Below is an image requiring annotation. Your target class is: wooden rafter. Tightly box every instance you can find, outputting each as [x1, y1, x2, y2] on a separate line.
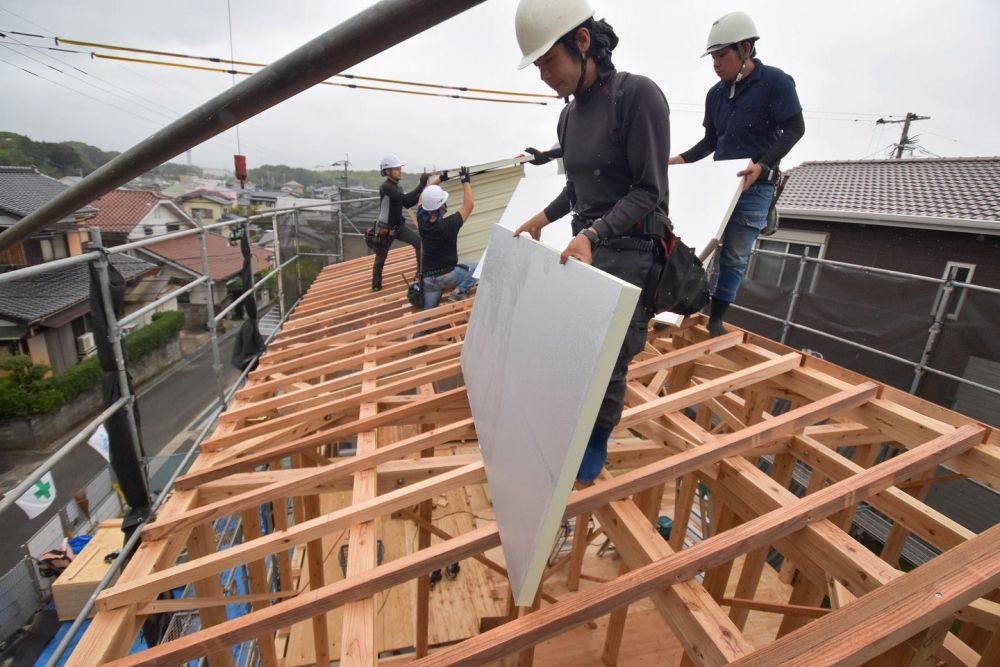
[74, 246, 1000, 666]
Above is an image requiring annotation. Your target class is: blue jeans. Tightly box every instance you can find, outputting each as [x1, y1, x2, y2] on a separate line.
[714, 182, 774, 304]
[422, 262, 478, 309]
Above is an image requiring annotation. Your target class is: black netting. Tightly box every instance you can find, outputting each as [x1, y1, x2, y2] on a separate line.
[728, 251, 1000, 426]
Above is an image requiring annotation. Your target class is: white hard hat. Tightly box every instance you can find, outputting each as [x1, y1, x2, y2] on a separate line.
[514, 0, 595, 70]
[379, 154, 404, 173]
[420, 185, 449, 212]
[702, 11, 759, 57]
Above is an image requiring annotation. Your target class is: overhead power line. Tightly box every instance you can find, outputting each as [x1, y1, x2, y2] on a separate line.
[53, 35, 558, 102]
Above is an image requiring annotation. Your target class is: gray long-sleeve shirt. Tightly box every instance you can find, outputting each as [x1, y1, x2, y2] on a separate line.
[542, 70, 670, 238]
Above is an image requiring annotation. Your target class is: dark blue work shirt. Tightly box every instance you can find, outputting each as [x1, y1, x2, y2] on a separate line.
[703, 59, 801, 163]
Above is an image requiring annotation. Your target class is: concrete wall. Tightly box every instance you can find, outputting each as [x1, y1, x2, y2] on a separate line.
[0, 338, 182, 452]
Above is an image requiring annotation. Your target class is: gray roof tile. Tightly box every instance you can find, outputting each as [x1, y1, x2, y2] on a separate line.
[780, 157, 1000, 225]
[0, 166, 97, 221]
[0, 254, 154, 324]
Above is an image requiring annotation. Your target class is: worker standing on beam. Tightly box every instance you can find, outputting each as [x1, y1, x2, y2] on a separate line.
[670, 12, 805, 337]
[417, 168, 477, 308]
[512, 0, 671, 483]
[371, 154, 439, 292]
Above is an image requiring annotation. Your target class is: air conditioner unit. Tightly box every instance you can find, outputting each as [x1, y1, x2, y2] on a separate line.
[77, 332, 97, 357]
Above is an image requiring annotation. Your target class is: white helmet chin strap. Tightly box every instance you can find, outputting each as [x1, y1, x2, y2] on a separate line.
[729, 42, 749, 99]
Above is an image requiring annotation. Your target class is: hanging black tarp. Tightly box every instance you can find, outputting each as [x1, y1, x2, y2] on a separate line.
[88, 256, 150, 539]
[230, 224, 266, 370]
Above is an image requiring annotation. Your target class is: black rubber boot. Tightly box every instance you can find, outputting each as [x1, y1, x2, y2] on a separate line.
[708, 298, 730, 338]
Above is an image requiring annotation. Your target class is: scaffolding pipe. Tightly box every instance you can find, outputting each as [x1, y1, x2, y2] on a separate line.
[0, 397, 127, 517]
[910, 281, 955, 394]
[196, 227, 226, 408]
[271, 213, 285, 319]
[44, 294, 304, 667]
[779, 254, 809, 344]
[91, 229, 148, 476]
[0, 0, 487, 252]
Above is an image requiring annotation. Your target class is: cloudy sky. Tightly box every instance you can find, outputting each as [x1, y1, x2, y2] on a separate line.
[2, 1, 997, 175]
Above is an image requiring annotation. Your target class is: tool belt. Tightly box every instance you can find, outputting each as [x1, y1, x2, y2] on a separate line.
[572, 209, 673, 240]
[422, 263, 468, 279]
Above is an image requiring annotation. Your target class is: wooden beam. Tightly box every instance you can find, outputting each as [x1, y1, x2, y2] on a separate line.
[728, 522, 1000, 666]
[173, 388, 467, 488]
[402, 425, 985, 666]
[98, 463, 487, 611]
[143, 420, 475, 540]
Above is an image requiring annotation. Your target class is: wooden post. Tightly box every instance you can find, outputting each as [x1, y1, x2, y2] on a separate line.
[565, 512, 591, 592]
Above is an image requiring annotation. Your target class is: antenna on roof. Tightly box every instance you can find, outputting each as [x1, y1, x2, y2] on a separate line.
[876, 112, 931, 159]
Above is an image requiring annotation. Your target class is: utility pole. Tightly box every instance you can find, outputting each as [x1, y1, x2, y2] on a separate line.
[876, 112, 930, 159]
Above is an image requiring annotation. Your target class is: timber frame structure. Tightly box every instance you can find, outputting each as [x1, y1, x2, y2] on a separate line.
[72, 247, 1000, 666]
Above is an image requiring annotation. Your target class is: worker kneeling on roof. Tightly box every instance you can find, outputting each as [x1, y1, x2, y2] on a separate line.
[670, 12, 805, 337]
[417, 167, 477, 309]
[512, 0, 671, 483]
[371, 154, 440, 292]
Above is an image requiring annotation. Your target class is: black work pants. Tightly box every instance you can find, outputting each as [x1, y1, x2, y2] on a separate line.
[371, 223, 421, 288]
[590, 244, 659, 430]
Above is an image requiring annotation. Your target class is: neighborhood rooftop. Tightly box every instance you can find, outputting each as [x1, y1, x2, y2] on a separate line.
[0, 166, 97, 221]
[780, 157, 1000, 228]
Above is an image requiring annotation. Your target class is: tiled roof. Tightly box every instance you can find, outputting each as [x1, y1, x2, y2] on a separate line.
[84, 189, 175, 233]
[175, 188, 236, 206]
[0, 165, 97, 221]
[141, 231, 272, 281]
[0, 254, 154, 324]
[779, 157, 1000, 228]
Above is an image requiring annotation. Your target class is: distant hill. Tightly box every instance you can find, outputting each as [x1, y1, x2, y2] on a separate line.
[0, 132, 414, 190]
[0, 132, 120, 178]
[249, 164, 413, 191]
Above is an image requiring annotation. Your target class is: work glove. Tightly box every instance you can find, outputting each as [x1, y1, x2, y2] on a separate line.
[439, 170, 450, 182]
[524, 147, 561, 166]
[419, 172, 430, 187]
[459, 166, 471, 183]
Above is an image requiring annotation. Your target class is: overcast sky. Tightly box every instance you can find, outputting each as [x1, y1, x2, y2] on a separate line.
[2, 1, 998, 175]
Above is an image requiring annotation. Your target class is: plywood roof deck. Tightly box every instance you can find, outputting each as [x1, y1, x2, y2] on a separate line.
[71, 246, 1000, 666]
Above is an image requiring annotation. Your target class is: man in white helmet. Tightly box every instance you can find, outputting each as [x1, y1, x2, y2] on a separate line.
[670, 11, 805, 337]
[512, 0, 671, 483]
[371, 154, 440, 291]
[417, 167, 477, 308]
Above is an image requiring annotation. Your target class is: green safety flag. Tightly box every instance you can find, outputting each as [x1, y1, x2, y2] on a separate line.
[16, 471, 57, 520]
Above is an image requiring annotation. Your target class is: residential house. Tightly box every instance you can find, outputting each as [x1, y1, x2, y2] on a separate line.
[732, 157, 1000, 425]
[84, 189, 197, 247]
[234, 189, 282, 211]
[134, 232, 272, 329]
[173, 188, 236, 224]
[82, 189, 200, 326]
[0, 166, 155, 371]
[280, 180, 304, 196]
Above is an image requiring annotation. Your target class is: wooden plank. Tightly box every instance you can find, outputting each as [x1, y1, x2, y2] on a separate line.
[617, 353, 803, 429]
[52, 519, 124, 620]
[240, 509, 279, 667]
[728, 522, 1000, 666]
[143, 420, 475, 540]
[340, 340, 380, 667]
[98, 463, 487, 611]
[203, 361, 462, 451]
[188, 523, 237, 667]
[173, 388, 467, 488]
[403, 425, 985, 666]
[591, 474, 754, 666]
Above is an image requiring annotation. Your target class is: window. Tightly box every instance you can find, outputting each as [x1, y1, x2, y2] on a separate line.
[749, 229, 828, 292]
[166, 223, 181, 232]
[931, 262, 975, 320]
[39, 235, 69, 261]
[143, 226, 154, 236]
[191, 207, 213, 220]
